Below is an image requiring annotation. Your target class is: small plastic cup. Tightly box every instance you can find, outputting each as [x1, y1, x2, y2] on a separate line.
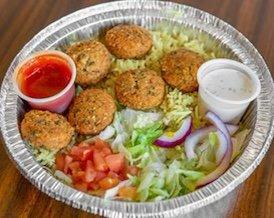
[13, 50, 76, 113]
[197, 59, 261, 124]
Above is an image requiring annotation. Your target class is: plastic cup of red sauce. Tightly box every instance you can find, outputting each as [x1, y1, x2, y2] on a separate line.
[13, 50, 76, 113]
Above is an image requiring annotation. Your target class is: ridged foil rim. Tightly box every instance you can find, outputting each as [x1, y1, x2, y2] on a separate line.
[1, 1, 273, 217]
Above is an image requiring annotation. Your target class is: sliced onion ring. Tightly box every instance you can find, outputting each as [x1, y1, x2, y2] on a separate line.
[154, 116, 192, 148]
[196, 130, 231, 187]
[206, 112, 232, 144]
[184, 124, 238, 162]
[196, 111, 233, 187]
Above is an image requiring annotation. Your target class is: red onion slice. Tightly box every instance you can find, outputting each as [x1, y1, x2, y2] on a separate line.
[205, 112, 233, 165]
[184, 124, 238, 161]
[154, 116, 192, 148]
[196, 111, 233, 187]
[205, 112, 232, 144]
[196, 130, 231, 187]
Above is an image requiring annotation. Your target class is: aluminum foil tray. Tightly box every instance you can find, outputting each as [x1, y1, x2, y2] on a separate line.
[0, 1, 273, 217]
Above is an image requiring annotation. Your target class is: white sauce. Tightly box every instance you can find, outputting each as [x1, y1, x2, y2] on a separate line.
[202, 69, 254, 101]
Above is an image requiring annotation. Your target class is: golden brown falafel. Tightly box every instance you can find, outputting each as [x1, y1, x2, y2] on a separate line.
[68, 89, 116, 135]
[21, 110, 74, 150]
[161, 49, 205, 92]
[66, 40, 111, 86]
[104, 24, 152, 59]
[115, 69, 165, 110]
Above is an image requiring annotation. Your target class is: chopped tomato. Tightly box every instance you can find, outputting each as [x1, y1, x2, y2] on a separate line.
[70, 146, 94, 161]
[118, 186, 137, 200]
[71, 171, 85, 183]
[126, 166, 139, 176]
[107, 171, 119, 179]
[84, 161, 96, 183]
[70, 146, 84, 158]
[82, 149, 93, 161]
[100, 147, 112, 157]
[94, 138, 109, 149]
[64, 155, 73, 174]
[98, 177, 119, 190]
[94, 171, 107, 182]
[105, 154, 125, 173]
[118, 170, 128, 181]
[93, 150, 108, 172]
[55, 153, 65, 171]
[68, 161, 81, 174]
[57, 138, 137, 196]
[74, 181, 88, 192]
[88, 182, 100, 190]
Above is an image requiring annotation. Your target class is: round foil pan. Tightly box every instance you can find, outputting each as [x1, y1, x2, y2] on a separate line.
[0, 1, 273, 217]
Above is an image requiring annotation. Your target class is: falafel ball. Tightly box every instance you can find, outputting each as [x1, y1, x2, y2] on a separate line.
[161, 49, 205, 92]
[66, 40, 111, 86]
[104, 24, 152, 59]
[115, 69, 165, 110]
[21, 110, 74, 150]
[68, 89, 116, 135]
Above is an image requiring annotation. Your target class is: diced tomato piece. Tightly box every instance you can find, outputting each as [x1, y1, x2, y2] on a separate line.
[88, 182, 100, 190]
[82, 148, 93, 161]
[107, 171, 119, 179]
[74, 182, 88, 192]
[68, 161, 81, 174]
[93, 150, 108, 172]
[70, 146, 84, 157]
[105, 154, 125, 173]
[98, 177, 119, 190]
[94, 138, 109, 149]
[84, 160, 96, 183]
[126, 166, 139, 176]
[118, 186, 137, 200]
[55, 153, 66, 171]
[85, 160, 94, 169]
[118, 165, 139, 180]
[100, 147, 112, 157]
[61, 138, 131, 194]
[118, 171, 128, 181]
[94, 171, 107, 182]
[71, 171, 86, 183]
[69, 146, 85, 159]
[64, 155, 73, 174]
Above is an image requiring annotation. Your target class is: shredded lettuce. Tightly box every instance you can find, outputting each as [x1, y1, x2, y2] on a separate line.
[99, 125, 116, 140]
[209, 132, 218, 147]
[195, 132, 218, 173]
[133, 159, 204, 201]
[31, 147, 57, 167]
[106, 113, 131, 161]
[120, 108, 163, 132]
[99, 109, 163, 165]
[99, 107, 250, 202]
[127, 122, 164, 164]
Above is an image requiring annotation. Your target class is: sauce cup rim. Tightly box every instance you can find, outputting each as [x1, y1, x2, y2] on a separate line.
[12, 50, 76, 104]
[197, 58, 261, 105]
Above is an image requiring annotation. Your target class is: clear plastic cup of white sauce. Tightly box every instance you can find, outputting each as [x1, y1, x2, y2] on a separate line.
[197, 59, 261, 124]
